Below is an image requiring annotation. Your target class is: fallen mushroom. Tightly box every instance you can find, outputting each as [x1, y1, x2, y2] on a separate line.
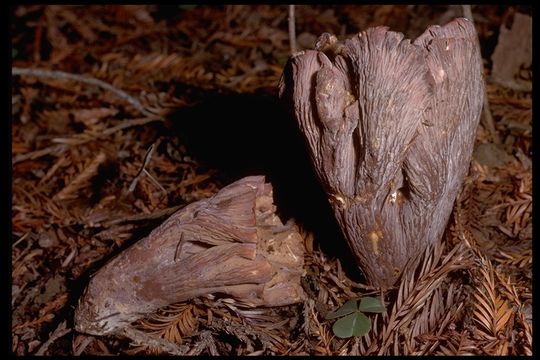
[75, 176, 305, 336]
[279, 18, 484, 288]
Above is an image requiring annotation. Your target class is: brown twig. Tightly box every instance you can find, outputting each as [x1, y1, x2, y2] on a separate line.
[129, 143, 156, 192]
[12, 67, 157, 118]
[288, 5, 297, 54]
[35, 321, 72, 355]
[120, 326, 190, 355]
[461, 5, 501, 144]
[127, 142, 168, 196]
[73, 336, 94, 356]
[12, 143, 68, 165]
[101, 204, 184, 227]
[100, 116, 164, 136]
[12, 232, 31, 248]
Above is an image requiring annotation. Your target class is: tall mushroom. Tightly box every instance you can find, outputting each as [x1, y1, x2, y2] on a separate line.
[279, 18, 484, 288]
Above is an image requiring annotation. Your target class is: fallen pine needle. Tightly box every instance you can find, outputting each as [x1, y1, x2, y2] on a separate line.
[12, 116, 163, 164]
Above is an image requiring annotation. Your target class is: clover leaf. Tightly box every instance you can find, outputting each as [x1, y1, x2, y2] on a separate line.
[325, 296, 385, 339]
[324, 299, 357, 320]
[333, 311, 371, 338]
[358, 296, 386, 313]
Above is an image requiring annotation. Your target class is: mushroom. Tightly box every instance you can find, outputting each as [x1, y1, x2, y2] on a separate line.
[279, 18, 484, 288]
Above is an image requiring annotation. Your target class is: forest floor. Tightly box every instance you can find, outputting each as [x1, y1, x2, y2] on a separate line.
[11, 5, 532, 355]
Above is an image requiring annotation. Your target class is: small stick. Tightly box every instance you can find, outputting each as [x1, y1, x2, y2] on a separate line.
[120, 326, 189, 355]
[142, 169, 168, 194]
[73, 336, 94, 356]
[12, 143, 67, 165]
[288, 5, 297, 54]
[101, 204, 184, 227]
[35, 321, 71, 355]
[12, 67, 156, 118]
[129, 143, 156, 193]
[100, 116, 164, 136]
[12, 232, 31, 248]
[461, 5, 501, 144]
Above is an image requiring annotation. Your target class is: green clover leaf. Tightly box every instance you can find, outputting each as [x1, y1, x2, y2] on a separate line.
[324, 299, 357, 320]
[332, 312, 371, 338]
[326, 296, 386, 338]
[358, 296, 385, 313]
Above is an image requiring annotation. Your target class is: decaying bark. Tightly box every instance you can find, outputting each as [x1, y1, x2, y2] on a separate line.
[279, 18, 484, 288]
[75, 176, 305, 335]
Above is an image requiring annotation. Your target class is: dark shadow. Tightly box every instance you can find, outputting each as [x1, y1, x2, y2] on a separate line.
[167, 91, 364, 281]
